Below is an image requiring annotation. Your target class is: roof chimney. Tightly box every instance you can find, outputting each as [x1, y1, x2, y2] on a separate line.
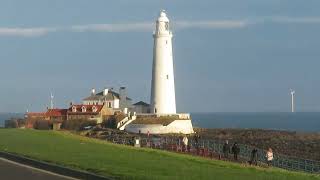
[91, 88, 96, 95]
[103, 88, 109, 96]
[119, 87, 127, 100]
[119, 87, 128, 109]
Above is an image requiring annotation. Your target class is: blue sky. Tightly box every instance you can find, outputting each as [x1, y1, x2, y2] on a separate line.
[0, 0, 320, 112]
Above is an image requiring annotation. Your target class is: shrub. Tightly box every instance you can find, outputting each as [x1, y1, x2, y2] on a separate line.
[5, 120, 18, 128]
[34, 120, 50, 130]
[62, 119, 97, 131]
[102, 117, 117, 129]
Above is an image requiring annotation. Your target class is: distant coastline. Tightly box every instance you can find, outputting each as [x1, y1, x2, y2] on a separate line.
[1, 112, 320, 132]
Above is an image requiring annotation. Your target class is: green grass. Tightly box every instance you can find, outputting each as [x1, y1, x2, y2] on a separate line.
[0, 129, 319, 180]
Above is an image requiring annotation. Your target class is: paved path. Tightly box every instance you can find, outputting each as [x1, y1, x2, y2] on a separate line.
[0, 158, 77, 180]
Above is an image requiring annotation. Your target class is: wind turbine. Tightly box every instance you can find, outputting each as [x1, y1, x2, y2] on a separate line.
[290, 89, 295, 113]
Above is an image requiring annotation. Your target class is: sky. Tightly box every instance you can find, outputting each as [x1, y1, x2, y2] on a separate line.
[0, 0, 320, 113]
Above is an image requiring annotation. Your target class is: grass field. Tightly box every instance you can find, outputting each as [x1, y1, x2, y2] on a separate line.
[0, 129, 319, 180]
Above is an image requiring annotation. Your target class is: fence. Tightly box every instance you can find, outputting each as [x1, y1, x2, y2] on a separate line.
[104, 135, 320, 174]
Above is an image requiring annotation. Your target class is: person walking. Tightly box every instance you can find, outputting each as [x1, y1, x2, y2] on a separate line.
[193, 134, 201, 155]
[231, 142, 240, 161]
[222, 140, 230, 158]
[249, 148, 258, 165]
[183, 135, 189, 152]
[266, 148, 274, 166]
[194, 135, 199, 148]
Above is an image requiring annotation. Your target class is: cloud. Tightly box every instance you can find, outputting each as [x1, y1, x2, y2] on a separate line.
[0, 20, 248, 37]
[271, 17, 320, 24]
[71, 23, 154, 32]
[0, 27, 56, 37]
[174, 20, 248, 29]
[1, 16, 320, 37]
[70, 20, 248, 33]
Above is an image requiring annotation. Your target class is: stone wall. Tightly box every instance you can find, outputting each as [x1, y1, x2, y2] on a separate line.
[125, 120, 194, 134]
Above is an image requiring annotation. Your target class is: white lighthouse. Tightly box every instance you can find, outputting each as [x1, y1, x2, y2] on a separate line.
[124, 10, 194, 134]
[150, 10, 176, 114]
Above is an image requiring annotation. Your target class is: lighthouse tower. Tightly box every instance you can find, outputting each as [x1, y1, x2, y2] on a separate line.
[150, 10, 176, 114]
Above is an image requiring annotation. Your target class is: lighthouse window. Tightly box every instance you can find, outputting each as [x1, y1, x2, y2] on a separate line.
[166, 75, 169, 79]
[165, 22, 169, 30]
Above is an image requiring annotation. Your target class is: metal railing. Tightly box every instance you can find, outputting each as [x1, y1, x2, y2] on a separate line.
[104, 135, 320, 174]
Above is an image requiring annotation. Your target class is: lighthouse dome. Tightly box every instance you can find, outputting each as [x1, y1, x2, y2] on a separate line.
[158, 10, 169, 22]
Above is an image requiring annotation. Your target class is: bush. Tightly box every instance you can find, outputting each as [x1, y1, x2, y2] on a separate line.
[4, 118, 27, 128]
[17, 119, 26, 127]
[101, 117, 116, 129]
[79, 120, 97, 130]
[62, 119, 97, 131]
[5, 120, 18, 128]
[34, 120, 50, 130]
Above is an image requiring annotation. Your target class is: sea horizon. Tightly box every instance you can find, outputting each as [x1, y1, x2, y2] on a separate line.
[1, 112, 320, 132]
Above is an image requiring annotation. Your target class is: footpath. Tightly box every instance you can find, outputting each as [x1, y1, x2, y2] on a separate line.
[82, 128, 320, 174]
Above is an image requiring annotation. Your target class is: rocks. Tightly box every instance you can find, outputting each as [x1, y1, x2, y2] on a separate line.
[195, 128, 320, 161]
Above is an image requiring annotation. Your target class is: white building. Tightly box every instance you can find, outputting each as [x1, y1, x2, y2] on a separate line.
[150, 10, 176, 114]
[83, 87, 132, 111]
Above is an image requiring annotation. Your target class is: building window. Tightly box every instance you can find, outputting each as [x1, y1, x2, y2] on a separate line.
[166, 40, 168, 44]
[166, 75, 169, 79]
[72, 106, 77, 112]
[81, 106, 86, 112]
[92, 106, 97, 113]
[108, 102, 112, 108]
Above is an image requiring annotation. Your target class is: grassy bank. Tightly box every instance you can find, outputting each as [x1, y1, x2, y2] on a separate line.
[0, 129, 318, 180]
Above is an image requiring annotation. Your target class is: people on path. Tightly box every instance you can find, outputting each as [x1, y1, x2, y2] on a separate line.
[231, 142, 240, 161]
[249, 148, 258, 165]
[183, 135, 189, 152]
[146, 130, 151, 147]
[131, 136, 135, 146]
[194, 134, 199, 150]
[266, 148, 274, 166]
[222, 140, 230, 158]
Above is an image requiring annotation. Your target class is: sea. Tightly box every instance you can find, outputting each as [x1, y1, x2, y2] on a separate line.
[0, 112, 319, 133]
[191, 112, 320, 132]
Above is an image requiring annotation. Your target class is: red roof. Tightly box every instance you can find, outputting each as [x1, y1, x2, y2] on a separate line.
[27, 112, 46, 116]
[46, 109, 68, 117]
[27, 109, 68, 118]
[68, 104, 103, 114]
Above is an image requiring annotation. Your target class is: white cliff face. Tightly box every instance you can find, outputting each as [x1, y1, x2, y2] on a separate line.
[150, 10, 176, 114]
